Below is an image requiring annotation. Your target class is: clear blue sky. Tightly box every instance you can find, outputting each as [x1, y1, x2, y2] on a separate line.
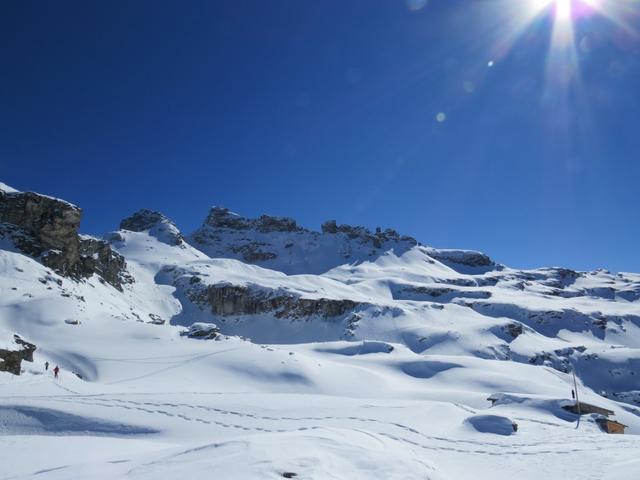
[1, 1, 639, 272]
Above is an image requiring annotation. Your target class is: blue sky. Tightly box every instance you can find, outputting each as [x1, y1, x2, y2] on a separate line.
[1, 0, 639, 272]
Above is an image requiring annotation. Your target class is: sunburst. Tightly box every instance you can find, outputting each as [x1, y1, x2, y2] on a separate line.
[490, 0, 639, 90]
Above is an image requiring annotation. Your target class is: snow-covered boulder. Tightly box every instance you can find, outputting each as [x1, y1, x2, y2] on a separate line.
[181, 322, 220, 339]
[463, 414, 517, 435]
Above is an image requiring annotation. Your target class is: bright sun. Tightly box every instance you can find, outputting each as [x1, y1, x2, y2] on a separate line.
[530, 0, 575, 22]
[489, 0, 635, 102]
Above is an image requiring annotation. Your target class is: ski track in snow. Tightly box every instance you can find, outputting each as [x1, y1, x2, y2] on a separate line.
[3, 393, 634, 457]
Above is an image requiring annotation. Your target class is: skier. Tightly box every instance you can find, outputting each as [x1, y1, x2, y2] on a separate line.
[53, 365, 60, 379]
[44, 361, 49, 371]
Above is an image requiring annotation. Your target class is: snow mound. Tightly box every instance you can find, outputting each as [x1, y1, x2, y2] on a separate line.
[315, 340, 395, 355]
[463, 414, 517, 436]
[399, 360, 462, 379]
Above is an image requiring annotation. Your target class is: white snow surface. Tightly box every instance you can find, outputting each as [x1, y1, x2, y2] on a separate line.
[0, 182, 20, 194]
[1, 198, 640, 479]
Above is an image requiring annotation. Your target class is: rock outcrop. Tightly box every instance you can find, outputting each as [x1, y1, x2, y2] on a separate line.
[0, 335, 36, 375]
[0, 189, 82, 266]
[201, 207, 302, 233]
[323, 220, 417, 249]
[189, 283, 362, 320]
[119, 209, 185, 246]
[0, 186, 132, 290]
[426, 248, 497, 273]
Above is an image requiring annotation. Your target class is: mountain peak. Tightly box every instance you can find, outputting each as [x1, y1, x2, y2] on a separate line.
[203, 206, 253, 230]
[190, 207, 418, 274]
[120, 209, 176, 232]
[119, 209, 184, 246]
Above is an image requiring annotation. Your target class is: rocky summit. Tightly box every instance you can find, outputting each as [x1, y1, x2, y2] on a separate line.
[119, 209, 185, 246]
[190, 206, 418, 274]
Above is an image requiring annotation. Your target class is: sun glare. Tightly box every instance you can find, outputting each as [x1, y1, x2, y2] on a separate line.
[480, 0, 638, 136]
[517, 0, 637, 67]
[556, 0, 572, 22]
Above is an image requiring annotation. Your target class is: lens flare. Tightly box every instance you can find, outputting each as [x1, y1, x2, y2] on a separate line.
[556, 0, 572, 22]
[508, 0, 638, 83]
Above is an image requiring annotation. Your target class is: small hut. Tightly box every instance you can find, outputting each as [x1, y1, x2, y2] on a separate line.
[563, 401, 614, 417]
[596, 417, 627, 434]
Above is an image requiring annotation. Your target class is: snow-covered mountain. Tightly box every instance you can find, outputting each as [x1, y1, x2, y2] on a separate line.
[1, 182, 639, 480]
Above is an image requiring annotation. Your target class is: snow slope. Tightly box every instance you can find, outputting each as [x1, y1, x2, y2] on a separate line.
[1, 184, 639, 479]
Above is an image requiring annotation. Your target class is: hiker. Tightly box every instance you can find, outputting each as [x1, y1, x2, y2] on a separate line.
[53, 365, 60, 378]
[44, 361, 49, 371]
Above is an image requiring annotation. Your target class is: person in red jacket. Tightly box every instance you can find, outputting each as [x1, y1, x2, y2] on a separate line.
[53, 366, 60, 378]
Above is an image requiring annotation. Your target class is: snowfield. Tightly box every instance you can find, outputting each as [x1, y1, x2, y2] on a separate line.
[1, 186, 639, 479]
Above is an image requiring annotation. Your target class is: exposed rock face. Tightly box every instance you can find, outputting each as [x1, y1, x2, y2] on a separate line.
[192, 284, 362, 319]
[426, 249, 495, 268]
[321, 220, 338, 234]
[0, 187, 132, 290]
[78, 237, 132, 288]
[190, 207, 418, 275]
[256, 215, 300, 233]
[0, 190, 82, 270]
[392, 284, 492, 302]
[0, 335, 36, 375]
[120, 209, 168, 232]
[203, 207, 253, 230]
[504, 323, 524, 339]
[119, 209, 184, 246]
[229, 243, 277, 262]
[201, 207, 302, 234]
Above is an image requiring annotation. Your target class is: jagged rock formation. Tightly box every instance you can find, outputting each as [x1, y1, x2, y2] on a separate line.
[202, 207, 302, 233]
[119, 209, 185, 246]
[190, 206, 418, 275]
[188, 283, 362, 320]
[0, 334, 36, 375]
[0, 186, 132, 290]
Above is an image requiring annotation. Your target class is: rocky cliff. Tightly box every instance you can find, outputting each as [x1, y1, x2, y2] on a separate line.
[0, 186, 132, 290]
[202, 284, 362, 319]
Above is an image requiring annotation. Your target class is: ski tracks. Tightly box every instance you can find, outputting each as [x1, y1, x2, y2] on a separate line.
[42, 395, 636, 458]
